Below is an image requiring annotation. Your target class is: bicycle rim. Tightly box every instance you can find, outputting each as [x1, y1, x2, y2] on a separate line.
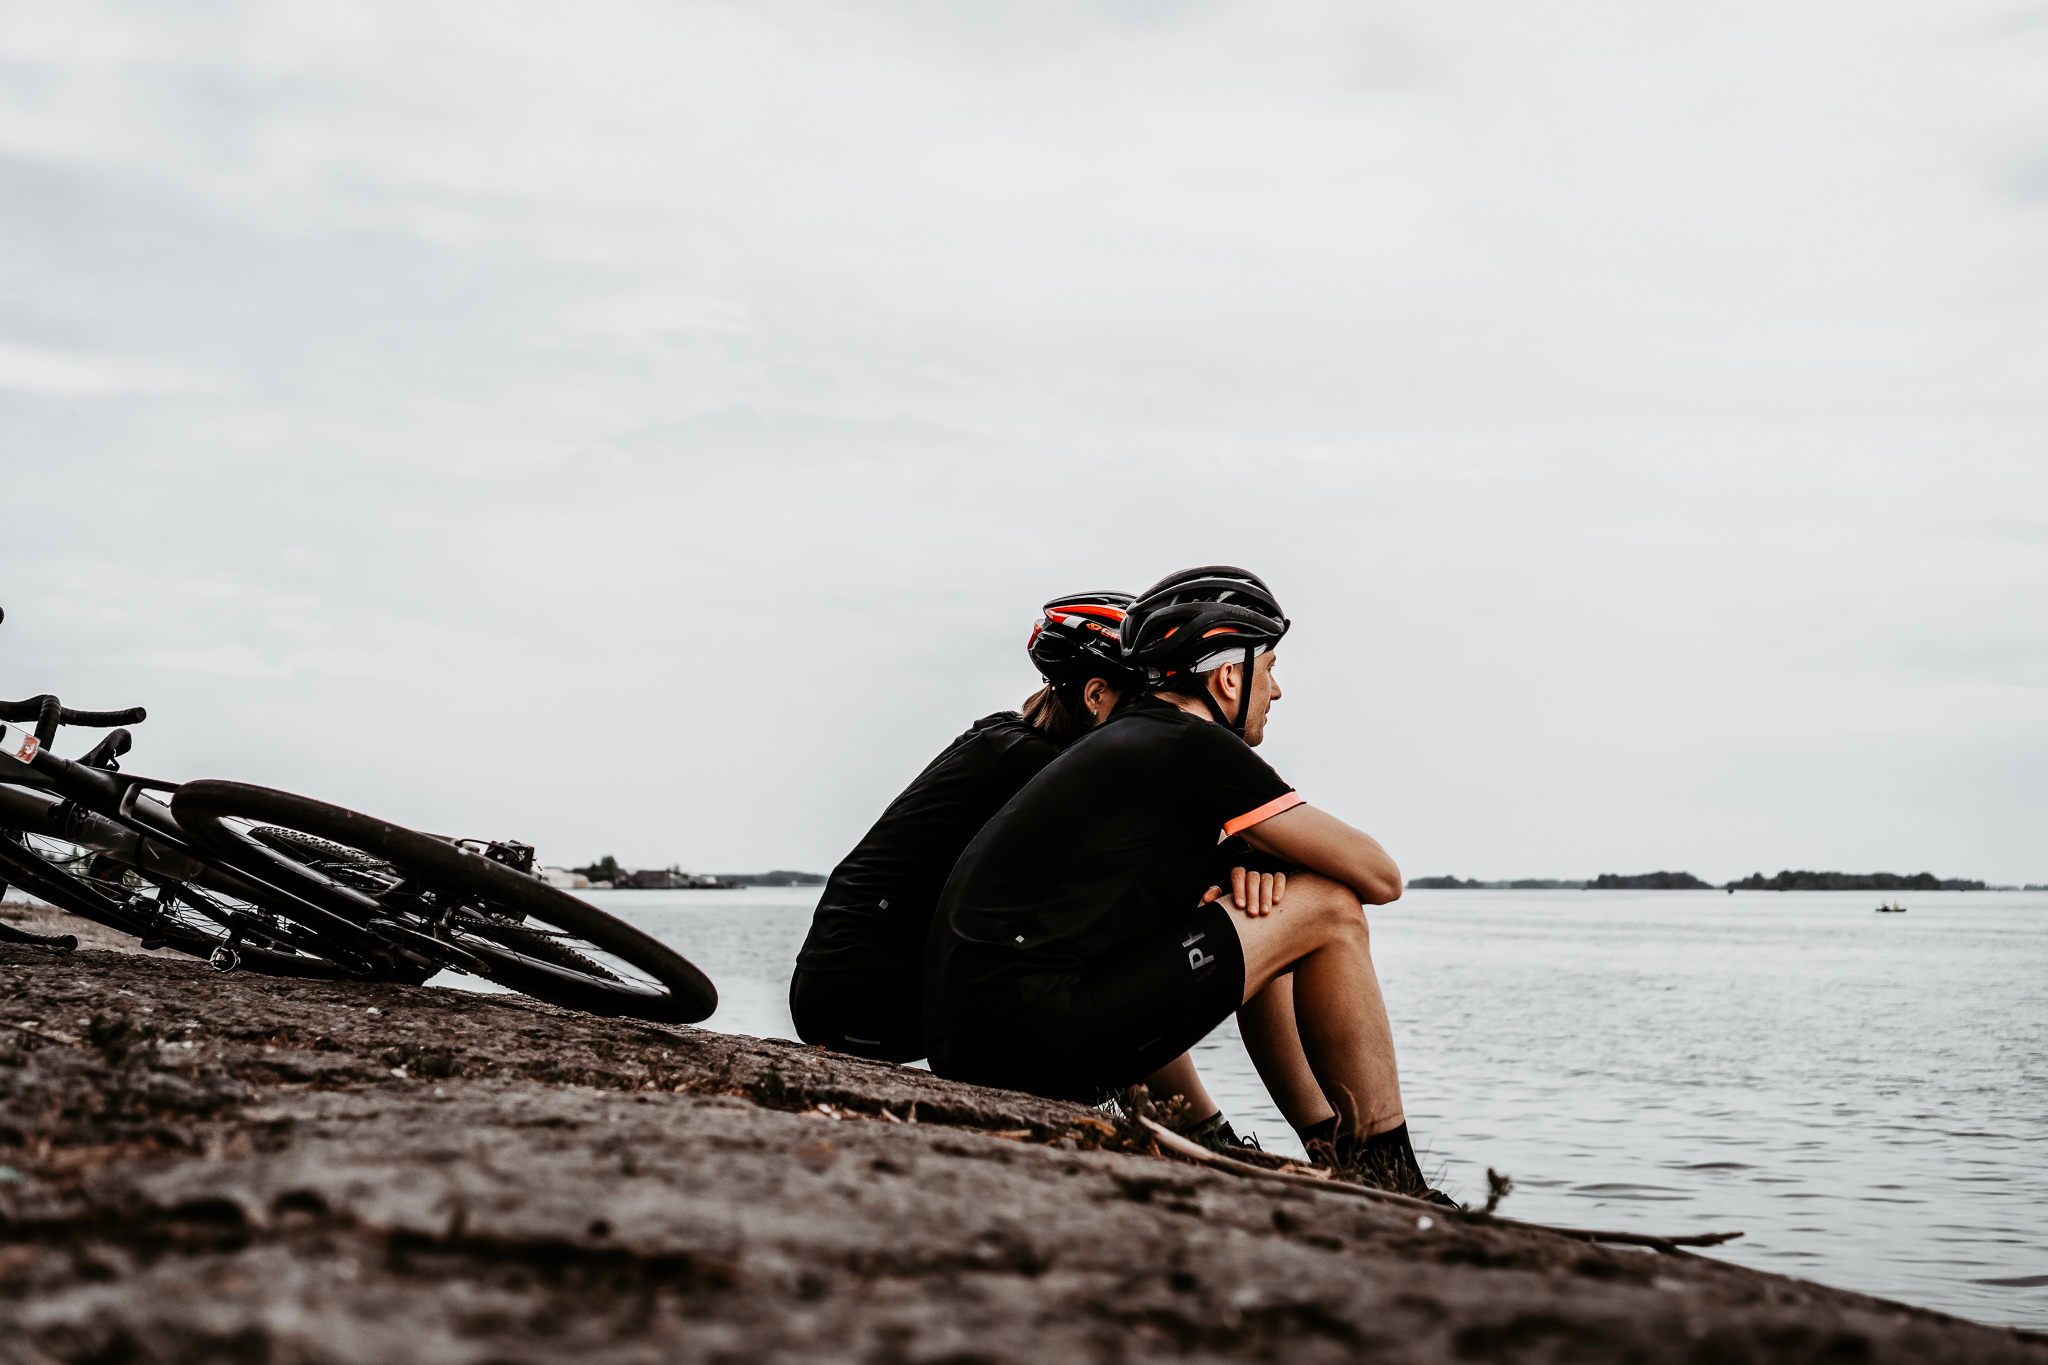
[172, 781, 718, 1022]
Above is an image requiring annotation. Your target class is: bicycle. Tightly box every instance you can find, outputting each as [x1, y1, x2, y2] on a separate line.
[0, 614, 717, 1023]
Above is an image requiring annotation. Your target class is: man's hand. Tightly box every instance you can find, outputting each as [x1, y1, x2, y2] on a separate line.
[1240, 803, 1401, 905]
[1201, 866, 1287, 917]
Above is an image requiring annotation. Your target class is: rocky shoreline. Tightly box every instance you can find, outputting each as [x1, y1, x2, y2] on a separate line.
[2, 935, 2041, 1363]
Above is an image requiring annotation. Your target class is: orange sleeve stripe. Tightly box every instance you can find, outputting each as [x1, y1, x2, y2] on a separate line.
[1222, 791, 1304, 837]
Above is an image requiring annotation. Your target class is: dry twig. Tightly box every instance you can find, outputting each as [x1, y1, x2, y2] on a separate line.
[1138, 1117, 1742, 1256]
[0, 1018, 82, 1046]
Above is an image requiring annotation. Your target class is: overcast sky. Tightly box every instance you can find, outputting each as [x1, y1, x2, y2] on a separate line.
[3, 0, 2044, 883]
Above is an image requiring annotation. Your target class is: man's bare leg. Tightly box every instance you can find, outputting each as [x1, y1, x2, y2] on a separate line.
[1136, 1052, 1219, 1125]
[1228, 873, 1406, 1138]
[1237, 973, 1337, 1131]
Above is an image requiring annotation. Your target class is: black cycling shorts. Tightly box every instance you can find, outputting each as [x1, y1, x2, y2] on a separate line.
[789, 963, 924, 1064]
[928, 899, 1245, 1104]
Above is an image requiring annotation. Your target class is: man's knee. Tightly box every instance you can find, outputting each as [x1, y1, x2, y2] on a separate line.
[1288, 873, 1370, 942]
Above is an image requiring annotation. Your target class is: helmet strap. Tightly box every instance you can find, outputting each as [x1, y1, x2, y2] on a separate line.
[1233, 644, 1253, 738]
[1197, 648, 1256, 739]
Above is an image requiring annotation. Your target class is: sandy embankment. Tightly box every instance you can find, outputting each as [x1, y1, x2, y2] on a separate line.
[1, 934, 2041, 1364]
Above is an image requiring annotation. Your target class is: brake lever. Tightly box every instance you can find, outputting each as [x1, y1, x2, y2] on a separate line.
[78, 728, 132, 772]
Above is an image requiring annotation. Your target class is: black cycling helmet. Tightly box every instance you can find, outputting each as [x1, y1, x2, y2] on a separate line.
[1123, 566, 1289, 738]
[1028, 591, 1139, 714]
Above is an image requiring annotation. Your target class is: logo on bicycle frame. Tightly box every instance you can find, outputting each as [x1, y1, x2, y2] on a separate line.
[1, 724, 38, 764]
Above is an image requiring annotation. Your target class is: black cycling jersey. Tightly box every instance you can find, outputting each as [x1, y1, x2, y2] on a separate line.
[794, 712, 1060, 982]
[923, 695, 1299, 1049]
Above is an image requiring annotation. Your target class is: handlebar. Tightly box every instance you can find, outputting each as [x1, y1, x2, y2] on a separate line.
[0, 697, 149, 727]
[0, 696, 148, 744]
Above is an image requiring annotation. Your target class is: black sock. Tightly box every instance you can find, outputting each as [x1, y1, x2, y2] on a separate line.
[1296, 1116, 1339, 1155]
[1295, 1118, 1425, 1191]
[1355, 1122, 1425, 1192]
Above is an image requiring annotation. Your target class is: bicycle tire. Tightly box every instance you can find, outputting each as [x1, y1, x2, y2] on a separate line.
[171, 781, 718, 1023]
[247, 826, 621, 980]
[0, 782, 382, 978]
[0, 832, 345, 979]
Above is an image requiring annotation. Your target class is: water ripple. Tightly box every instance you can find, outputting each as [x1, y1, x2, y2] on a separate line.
[589, 886, 2048, 1333]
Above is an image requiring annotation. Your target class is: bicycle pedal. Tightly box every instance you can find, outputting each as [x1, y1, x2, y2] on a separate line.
[208, 945, 241, 973]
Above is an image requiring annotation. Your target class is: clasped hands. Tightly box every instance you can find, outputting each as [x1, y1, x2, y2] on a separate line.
[1201, 865, 1287, 917]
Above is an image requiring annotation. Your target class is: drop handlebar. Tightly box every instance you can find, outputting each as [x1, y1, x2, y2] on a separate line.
[0, 696, 148, 728]
[0, 696, 147, 748]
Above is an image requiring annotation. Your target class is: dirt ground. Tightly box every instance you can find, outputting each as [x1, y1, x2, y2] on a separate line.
[1, 937, 2042, 1364]
[0, 898, 150, 955]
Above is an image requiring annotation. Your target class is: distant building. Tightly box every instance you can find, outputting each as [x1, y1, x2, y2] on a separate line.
[625, 868, 741, 890]
[539, 867, 591, 890]
[718, 870, 827, 887]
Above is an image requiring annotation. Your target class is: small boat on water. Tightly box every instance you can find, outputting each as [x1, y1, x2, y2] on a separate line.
[1875, 901, 1907, 913]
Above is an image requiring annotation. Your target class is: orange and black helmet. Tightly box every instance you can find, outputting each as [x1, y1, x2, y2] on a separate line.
[1123, 566, 1289, 736]
[1028, 592, 1139, 692]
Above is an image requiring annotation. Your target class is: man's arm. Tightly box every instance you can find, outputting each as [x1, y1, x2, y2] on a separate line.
[1238, 804, 1402, 905]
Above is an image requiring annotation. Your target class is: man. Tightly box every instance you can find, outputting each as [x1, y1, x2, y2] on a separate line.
[791, 592, 1135, 1063]
[924, 566, 1444, 1196]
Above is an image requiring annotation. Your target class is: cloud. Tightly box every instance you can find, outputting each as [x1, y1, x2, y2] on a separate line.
[139, 646, 407, 680]
[2004, 146, 2048, 203]
[1344, 22, 1437, 92]
[0, 342, 229, 396]
[0, 0, 2043, 880]
[141, 646, 294, 680]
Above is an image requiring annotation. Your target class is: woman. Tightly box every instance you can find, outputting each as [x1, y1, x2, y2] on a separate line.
[789, 591, 1137, 1063]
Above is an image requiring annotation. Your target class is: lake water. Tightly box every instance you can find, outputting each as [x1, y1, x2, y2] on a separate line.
[491, 888, 2048, 1330]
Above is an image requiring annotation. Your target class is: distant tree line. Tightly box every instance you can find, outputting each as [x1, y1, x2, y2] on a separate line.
[1408, 868, 1992, 891]
[1726, 870, 1986, 892]
[567, 856, 825, 889]
[1409, 873, 1712, 890]
[1590, 871, 1712, 890]
[1408, 877, 1587, 890]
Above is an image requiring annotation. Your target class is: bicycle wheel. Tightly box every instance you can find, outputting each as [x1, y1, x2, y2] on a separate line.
[0, 830, 346, 979]
[170, 781, 718, 1023]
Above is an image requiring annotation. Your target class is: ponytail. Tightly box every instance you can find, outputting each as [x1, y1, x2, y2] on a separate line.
[1020, 683, 1091, 747]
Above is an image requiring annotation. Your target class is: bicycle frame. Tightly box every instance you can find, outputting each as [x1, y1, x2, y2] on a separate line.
[0, 724, 468, 976]
[0, 684, 717, 1020]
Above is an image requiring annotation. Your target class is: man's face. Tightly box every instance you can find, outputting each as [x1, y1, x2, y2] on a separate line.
[1208, 651, 1281, 745]
[1242, 651, 1281, 746]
